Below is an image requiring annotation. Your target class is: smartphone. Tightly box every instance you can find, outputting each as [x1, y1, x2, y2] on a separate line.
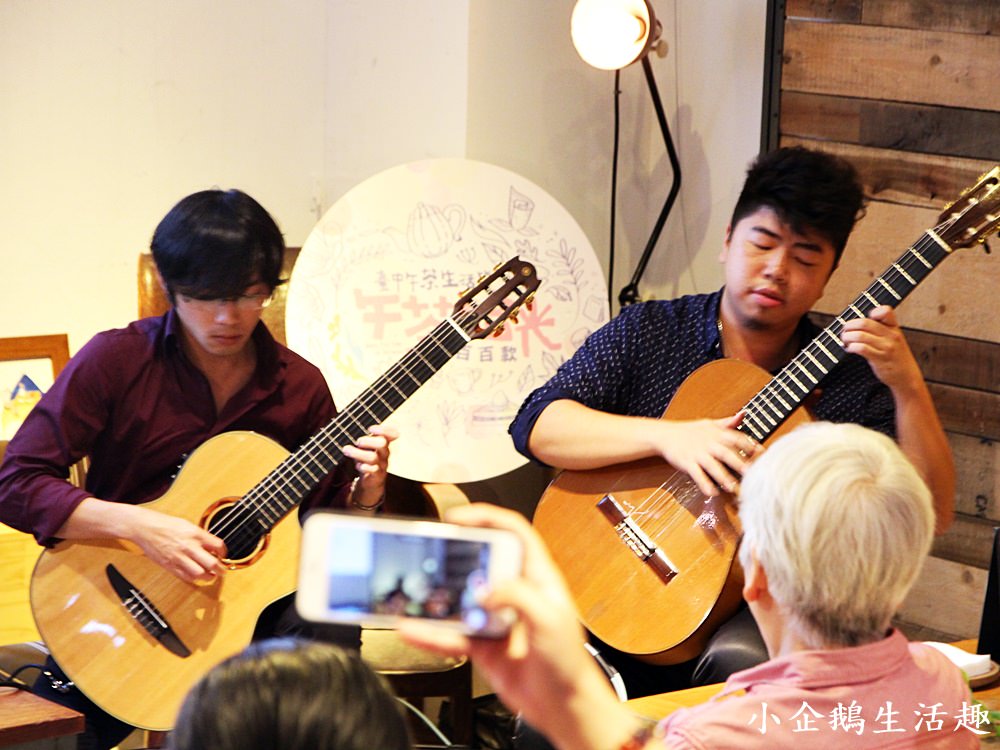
[296, 511, 523, 637]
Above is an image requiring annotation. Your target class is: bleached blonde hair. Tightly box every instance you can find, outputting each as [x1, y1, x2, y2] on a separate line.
[737, 422, 934, 648]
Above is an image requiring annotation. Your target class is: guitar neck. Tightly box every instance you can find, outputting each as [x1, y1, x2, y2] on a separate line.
[244, 315, 471, 526]
[738, 229, 953, 443]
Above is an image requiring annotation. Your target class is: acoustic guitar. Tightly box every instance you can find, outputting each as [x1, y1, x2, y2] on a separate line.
[30, 256, 539, 730]
[533, 167, 1000, 665]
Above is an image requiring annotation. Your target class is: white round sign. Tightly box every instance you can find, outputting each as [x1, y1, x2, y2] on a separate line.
[287, 158, 607, 482]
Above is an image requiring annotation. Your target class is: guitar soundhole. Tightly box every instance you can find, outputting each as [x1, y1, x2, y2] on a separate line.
[206, 504, 266, 564]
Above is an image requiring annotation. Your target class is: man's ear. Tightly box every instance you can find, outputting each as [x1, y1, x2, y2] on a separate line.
[719, 223, 733, 264]
[155, 269, 175, 306]
[742, 551, 769, 604]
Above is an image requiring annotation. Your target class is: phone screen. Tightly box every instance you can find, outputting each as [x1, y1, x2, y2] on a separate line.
[297, 512, 522, 636]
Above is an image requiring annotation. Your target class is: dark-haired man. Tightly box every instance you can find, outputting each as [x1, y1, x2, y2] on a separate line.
[509, 146, 954, 697]
[0, 189, 395, 749]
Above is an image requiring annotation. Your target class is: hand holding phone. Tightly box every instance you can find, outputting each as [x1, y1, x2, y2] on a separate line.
[296, 511, 523, 637]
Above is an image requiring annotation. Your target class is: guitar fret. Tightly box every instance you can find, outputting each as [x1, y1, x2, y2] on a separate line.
[789, 363, 812, 389]
[742, 412, 767, 440]
[893, 262, 916, 285]
[754, 396, 780, 426]
[911, 247, 933, 269]
[299, 462, 320, 483]
[925, 228, 952, 254]
[876, 277, 902, 301]
[258, 503, 278, 524]
[803, 350, 828, 374]
[814, 339, 837, 361]
[773, 380, 795, 409]
[861, 290, 879, 307]
[445, 315, 471, 342]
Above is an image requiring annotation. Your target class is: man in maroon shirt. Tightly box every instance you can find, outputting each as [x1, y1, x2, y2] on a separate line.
[0, 189, 395, 749]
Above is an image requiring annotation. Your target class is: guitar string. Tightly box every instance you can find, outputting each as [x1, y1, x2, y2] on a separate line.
[741, 231, 946, 444]
[620, 231, 951, 552]
[208, 311, 469, 548]
[206, 288, 519, 550]
[208, 310, 474, 547]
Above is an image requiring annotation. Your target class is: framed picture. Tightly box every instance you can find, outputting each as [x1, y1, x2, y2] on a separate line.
[0, 334, 70, 441]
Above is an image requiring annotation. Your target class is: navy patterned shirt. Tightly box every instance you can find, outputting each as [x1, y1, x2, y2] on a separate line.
[509, 290, 895, 464]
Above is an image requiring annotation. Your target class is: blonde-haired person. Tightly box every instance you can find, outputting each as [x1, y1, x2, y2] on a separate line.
[403, 422, 978, 749]
[168, 638, 411, 750]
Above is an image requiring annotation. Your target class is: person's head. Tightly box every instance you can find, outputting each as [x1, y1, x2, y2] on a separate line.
[729, 146, 866, 266]
[151, 188, 285, 304]
[151, 189, 285, 359]
[169, 639, 411, 750]
[719, 147, 866, 337]
[738, 422, 934, 651]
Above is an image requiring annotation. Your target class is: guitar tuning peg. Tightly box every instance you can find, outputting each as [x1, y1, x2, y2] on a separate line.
[982, 237, 992, 254]
[524, 294, 535, 311]
[458, 287, 470, 298]
[493, 323, 505, 337]
[509, 310, 519, 324]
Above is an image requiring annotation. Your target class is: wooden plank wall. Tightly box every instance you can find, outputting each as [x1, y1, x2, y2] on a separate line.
[776, 0, 1000, 640]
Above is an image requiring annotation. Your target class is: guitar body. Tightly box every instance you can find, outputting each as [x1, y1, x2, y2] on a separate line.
[533, 359, 811, 664]
[30, 431, 296, 730]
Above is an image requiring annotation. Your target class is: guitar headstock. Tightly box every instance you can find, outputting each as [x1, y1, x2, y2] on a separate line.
[453, 257, 540, 340]
[937, 166, 1000, 251]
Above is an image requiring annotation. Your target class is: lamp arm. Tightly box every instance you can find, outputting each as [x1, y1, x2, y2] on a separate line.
[619, 54, 682, 307]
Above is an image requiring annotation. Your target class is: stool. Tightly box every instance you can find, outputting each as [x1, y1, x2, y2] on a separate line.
[361, 627, 473, 746]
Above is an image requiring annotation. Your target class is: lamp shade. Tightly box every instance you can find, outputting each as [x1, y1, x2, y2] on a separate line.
[570, 0, 657, 70]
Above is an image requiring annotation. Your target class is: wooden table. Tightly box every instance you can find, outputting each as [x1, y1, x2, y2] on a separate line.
[0, 688, 84, 750]
[626, 639, 1000, 740]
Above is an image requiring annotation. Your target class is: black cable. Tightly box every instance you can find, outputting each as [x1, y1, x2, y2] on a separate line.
[608, 68, 621, 316]
[0, 662, 48, 691]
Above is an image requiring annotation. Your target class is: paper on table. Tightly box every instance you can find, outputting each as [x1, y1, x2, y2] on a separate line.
[923, 641, 992, 677]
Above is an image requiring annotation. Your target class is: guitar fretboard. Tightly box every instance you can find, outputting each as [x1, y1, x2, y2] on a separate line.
[226, 313, 473, 539]
[737, 228, 952, 443]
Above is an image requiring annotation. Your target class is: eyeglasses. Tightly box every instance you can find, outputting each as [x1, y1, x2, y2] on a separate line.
[177, 292, 274, 312]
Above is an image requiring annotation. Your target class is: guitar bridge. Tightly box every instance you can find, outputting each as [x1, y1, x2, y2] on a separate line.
[106, 564, 191, 658]
[597, 495, 677, 584]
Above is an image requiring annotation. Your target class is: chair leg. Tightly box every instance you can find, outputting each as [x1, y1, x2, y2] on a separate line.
[447, 661, 474, 746]
[145, 730, 169, 748]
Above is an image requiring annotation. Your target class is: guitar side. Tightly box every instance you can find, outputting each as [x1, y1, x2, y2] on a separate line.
[30, 431, 296, 731]
[533, 359, 811, 663]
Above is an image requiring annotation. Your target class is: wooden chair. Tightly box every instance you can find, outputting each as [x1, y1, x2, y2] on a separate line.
[137, 249, 300, 345]
[364, 479, 476, 746]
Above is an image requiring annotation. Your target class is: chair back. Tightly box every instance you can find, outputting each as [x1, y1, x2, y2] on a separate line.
[137, 249, 301, 346]
[978, 527, 1000, 657]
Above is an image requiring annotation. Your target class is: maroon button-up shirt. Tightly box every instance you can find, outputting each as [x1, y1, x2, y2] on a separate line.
[0, 310, 351, 545]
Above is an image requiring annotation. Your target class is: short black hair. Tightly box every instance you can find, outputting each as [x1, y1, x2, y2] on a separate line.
[170, 639, 411, 750]
[151, 189, 285, 301]
[729, 146, 866, 266]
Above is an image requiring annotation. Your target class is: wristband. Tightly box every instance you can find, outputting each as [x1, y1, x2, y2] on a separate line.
[349, 476, 385, 510]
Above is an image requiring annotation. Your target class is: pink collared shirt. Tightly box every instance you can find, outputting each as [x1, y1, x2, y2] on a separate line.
[661, 629, 980, 749]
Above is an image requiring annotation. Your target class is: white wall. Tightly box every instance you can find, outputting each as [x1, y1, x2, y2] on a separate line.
[0, 0, 468, 352]
[0, 0, 764, 352]
[467, 0, 768, 311]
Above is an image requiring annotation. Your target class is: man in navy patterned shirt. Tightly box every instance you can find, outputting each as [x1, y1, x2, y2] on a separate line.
[508, 146, 954, 698]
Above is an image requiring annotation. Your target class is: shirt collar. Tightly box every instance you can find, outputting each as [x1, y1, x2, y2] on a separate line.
[720, 629, 912, 696]
[705, 289, 822, 367]
[159, 308, 282, 383]
[704, 288, 724, 357]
